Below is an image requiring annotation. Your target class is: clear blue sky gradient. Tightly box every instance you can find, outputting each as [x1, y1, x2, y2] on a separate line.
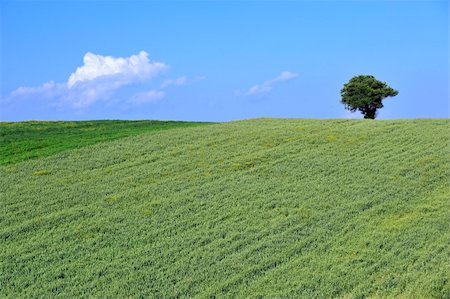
[1, 1, 448, 121]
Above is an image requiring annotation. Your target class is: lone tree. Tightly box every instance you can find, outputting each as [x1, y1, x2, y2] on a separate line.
[341, 75, 398, 119]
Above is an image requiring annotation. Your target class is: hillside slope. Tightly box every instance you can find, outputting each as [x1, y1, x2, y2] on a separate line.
[0, 120, 212, 165]
[1, 118, 449, 298]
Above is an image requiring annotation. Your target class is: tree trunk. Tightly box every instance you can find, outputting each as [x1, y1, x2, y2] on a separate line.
[362, 107, 377, 119]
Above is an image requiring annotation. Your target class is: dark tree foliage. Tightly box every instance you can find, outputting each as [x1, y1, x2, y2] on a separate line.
[341, 75, 398, 119]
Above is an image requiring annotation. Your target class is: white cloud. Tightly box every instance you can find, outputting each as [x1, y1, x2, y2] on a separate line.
[10, 81, 58, 97]
[3, 51, 169, 109]
[161, 76, 188, 88]
[245, 71, 298, 96]
[63, 78, 126, 108]
[3, 81, 67, 105]
[68, 51, 167, 88]
[129, 90, 165, 105]
[161, 75, 206, 89]
[275, 71, 298, 82]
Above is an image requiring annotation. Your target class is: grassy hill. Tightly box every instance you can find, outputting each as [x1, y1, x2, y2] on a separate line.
[0, 118, 448, 298]
[0, 120, 213, 165]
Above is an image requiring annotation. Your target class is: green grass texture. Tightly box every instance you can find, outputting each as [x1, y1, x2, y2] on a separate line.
[0, 120, 213, 165]
[1, 118, 449, 298]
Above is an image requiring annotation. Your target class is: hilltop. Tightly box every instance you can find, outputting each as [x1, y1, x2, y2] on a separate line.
[1, 118, 449, 297]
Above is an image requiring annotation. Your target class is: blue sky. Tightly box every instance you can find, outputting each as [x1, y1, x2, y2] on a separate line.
[1, 1, 448, 121]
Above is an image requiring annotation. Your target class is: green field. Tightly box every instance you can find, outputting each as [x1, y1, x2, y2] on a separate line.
[0, 120, 213, 165]
[1, 118, 449, 297]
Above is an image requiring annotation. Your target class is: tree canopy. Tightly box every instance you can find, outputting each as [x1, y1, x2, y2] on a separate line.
[341, 75, 398, 119]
